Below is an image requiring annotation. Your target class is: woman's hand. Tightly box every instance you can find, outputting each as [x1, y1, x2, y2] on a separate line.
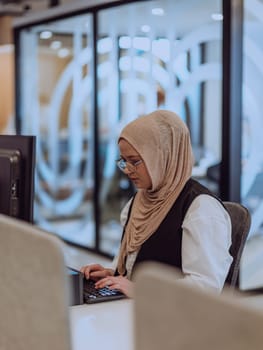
[95, 275, 134, 298]
[80, 264, 114, 281]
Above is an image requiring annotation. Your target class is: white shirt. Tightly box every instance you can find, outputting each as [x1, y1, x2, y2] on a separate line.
[113, 194, 233, 293]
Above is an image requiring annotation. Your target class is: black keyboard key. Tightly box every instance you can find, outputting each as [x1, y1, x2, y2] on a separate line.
[83, 279, 126, 304]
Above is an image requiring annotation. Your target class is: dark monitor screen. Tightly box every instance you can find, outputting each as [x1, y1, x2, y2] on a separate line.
[0, 135, 36, 223]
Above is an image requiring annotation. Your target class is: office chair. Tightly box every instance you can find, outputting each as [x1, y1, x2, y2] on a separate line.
[223, 201, 251, 288]
[134, 262, 263, 350]
[0, 214, 72, 350]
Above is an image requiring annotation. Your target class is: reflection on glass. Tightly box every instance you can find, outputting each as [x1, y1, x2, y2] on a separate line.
[97, 0, 223, 255]
[20, 14, 95, 248]
[242, 0, 263, 239]
[240, 0, 263, 292]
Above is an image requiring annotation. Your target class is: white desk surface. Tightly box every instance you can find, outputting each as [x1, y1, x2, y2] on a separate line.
[69, 299, 134, 350]
[69, 292, 263, 350]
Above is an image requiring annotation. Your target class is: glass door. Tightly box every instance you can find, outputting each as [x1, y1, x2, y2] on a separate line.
[18, 14, 96, 248]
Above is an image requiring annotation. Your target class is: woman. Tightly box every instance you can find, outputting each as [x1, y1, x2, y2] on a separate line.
[80, 110, 233, 298]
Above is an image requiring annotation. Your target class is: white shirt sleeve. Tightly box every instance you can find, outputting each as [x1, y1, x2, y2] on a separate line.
[181, 194, 233, 293]
[111, 197, 134, 271]
[120, 197, 133, 227]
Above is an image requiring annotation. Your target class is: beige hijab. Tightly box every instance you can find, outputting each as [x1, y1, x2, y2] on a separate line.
[117, 110, 194, 275]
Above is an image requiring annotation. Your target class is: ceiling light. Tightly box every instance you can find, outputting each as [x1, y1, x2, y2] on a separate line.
[50, 41, 62, 50]
[211, 13, 223, 21]
[58, 48, 70, 58]
[39, 31, 53, 39]
[151, 8, 164, 16]
[141, 25, 151, 33]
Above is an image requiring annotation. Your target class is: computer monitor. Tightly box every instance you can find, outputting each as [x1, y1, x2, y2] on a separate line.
[0, 135, 36, 223]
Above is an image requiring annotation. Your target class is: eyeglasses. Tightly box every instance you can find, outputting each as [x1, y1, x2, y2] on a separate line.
[116, 157, 143, 172]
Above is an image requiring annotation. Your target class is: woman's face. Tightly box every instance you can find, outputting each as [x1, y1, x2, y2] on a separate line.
[118, 139, 152, 190]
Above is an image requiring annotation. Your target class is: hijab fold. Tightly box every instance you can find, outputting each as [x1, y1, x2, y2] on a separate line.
[117, 110, 194, 275]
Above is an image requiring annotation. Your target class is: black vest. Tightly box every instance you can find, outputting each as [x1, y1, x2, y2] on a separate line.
[117, 178, 222, 278]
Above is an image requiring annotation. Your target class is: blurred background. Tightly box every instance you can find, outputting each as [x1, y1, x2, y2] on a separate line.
[0, 0, 263, 289]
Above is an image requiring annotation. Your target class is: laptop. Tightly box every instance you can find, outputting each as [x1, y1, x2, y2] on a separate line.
[67, 266, 126, 304]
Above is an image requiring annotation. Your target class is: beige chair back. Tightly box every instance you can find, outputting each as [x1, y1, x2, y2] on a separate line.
[0, 214, 72, 350]
[134, 262, 263, 350]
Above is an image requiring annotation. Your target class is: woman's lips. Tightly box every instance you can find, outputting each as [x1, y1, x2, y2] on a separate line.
[129, 177, 138, 182]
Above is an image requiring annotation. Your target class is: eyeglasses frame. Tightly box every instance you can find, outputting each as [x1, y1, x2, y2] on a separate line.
[116, 157, 143, 172]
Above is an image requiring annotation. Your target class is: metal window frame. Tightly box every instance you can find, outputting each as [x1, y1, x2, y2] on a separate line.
[221, 0, 243, 202]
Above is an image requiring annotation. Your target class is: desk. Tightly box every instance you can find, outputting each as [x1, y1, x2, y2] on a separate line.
[69, 293, 263, 350]
[69, 299, 134, 350]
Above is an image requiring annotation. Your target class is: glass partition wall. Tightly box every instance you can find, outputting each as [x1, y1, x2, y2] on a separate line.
[97, 0, 223, 255]
[239, 0, 263, 291]
[15, 0, 224, 257]
[18, 14, 96, 247]
[242, 0, 263, 238]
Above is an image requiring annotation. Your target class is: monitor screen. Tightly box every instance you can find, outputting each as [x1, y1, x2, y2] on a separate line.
[0, 135, 36, 223]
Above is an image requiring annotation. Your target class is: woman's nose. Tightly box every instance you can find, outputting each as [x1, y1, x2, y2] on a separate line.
[123, 165, 133, 175]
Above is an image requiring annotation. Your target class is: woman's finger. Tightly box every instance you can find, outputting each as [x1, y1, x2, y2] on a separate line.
[95, 277, 113, 288]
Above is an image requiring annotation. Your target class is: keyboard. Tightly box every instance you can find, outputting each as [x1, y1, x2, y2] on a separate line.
[83, 279, 126, 304]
